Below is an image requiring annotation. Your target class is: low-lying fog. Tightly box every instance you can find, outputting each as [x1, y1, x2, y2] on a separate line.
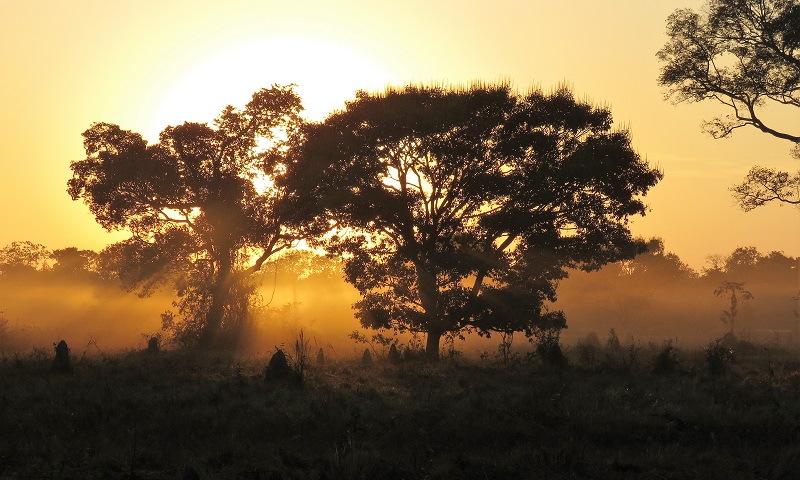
[1, 241, 798, 358]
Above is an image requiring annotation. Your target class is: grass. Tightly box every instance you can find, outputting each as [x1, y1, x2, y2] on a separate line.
[1, 341, 800, 479]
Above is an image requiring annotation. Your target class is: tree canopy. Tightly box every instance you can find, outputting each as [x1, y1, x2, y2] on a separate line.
[68, 85, 311, 347]
[657, 0, 800, 210]
[287, 84, 662, 359]
[621, 238, 697, 284]
[0, 241, 50, 274]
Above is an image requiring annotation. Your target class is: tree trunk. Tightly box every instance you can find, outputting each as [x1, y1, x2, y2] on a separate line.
[201, 281, 227, 348]
[415, 261, 443, 361]
[425, 328, 442, 361]
[201, 258, 233, 348]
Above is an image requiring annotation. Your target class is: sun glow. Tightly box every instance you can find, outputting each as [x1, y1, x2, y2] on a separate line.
[146, 36, 393, 142]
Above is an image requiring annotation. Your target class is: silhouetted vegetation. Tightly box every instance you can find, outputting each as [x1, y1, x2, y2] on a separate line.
[0, 215, 797, 480]
[51, 340, 71, 373]
[705, 339, 735, 377]
[289, 83, 662, 359]
[2, 345, 800, 478]
[651, 340, 678, 375]
[67, 86, 322, 349]
[0, 67, 796, 477]
[554, 240, 799, 347]
[714, 280, 754, 335]
[658, 0, 800, 210]
[0, 238, 796, 356]
[0, 242, 358, 355]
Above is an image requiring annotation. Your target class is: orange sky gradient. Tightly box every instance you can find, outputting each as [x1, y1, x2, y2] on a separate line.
[1, 0, 798, 270]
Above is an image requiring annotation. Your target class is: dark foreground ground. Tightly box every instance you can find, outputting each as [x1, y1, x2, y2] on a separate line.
[2, 342, 800, 479]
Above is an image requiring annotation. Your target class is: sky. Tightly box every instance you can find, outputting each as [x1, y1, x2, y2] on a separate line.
[0, 0, 798, 270]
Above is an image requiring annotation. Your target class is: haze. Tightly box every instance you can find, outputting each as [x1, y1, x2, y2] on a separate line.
[0, 1, 798, 352]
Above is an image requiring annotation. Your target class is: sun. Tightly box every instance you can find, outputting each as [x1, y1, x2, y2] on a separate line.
[146, 36, 393, 142]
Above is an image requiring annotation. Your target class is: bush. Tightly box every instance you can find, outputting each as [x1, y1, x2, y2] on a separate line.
[652, 341, 678, 375]
[538, 342, 567, 368]
[575, 332, 601, 368]
[705, 339, 734, 377]
[530, 326, 567, 368]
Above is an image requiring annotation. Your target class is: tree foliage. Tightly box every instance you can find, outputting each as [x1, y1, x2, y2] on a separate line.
[69, 85, 309, 347]
[705, 245, 799, 284]
[621, 238, 697, 284]
[0, 241, 50, 274]
[732, 165, 799, 210]
[657, 0, 800, 210]
[51, 247, 99, 277]
[658, 0, 800, 142]
[288, 84, 662, 359]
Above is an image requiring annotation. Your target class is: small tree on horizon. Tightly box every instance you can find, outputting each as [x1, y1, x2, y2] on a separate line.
[714, 280, 754, 335]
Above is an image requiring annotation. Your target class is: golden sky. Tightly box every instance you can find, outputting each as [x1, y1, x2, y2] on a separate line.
[1, 0, 797, 269]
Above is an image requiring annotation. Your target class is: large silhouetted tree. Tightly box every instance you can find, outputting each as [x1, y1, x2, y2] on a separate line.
[288, 84, 662, 359]
[69, 85, 310, 347]
[657, 0, 800, 210]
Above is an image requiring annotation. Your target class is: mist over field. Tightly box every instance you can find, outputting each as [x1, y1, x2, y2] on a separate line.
[2, 241, 797, 358]
[0, 254, 361, 356]
[556, 256, 799, 348]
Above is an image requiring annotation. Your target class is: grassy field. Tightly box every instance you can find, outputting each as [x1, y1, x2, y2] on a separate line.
[2, 340, 800, 479]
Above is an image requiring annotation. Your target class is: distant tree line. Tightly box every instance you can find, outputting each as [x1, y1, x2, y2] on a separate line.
[2, 238, 796, 351]
[0, 241, 100, 278]
[556, 239, 799, 344]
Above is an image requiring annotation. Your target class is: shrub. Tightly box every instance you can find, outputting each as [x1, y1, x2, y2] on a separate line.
[529, 326, 567, 368]
[705, 339, 734, 377]
[652, 341, 679, 375]
[539, 342, 567, 368]
[387, 344, 401, 364]
[576, 332, 601, 368]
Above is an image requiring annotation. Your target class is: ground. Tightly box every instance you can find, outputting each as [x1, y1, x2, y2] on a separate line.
[1, 341, 800, 479]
